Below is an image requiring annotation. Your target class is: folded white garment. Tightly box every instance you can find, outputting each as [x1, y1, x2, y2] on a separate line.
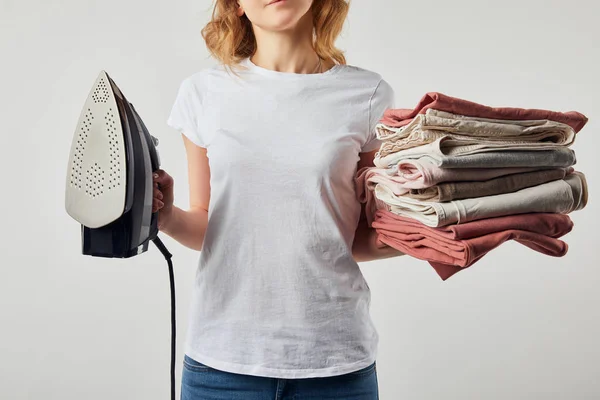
[375, 108, 575, 146]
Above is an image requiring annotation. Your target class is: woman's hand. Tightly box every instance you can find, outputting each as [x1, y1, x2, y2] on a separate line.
[153, 169, 175, 231]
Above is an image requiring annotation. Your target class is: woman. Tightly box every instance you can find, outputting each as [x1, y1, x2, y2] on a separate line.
[155, 0, 404, 398]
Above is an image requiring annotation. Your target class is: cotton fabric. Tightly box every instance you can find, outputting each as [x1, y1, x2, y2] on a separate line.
[404, 168, 572, 202]
[166, 57, 395, 379]
[373, 171, 587, 227]
[355, 166, 571, 225]
[363, 92, 589, 280]
[372, 210, 573, 280]
[383, 161, 548, 189]
[379, 91, 588, 133]
[373, 136, 577, 169]
[375, 108, 576, 157]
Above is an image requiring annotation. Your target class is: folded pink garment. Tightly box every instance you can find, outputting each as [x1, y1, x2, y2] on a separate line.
[372, 209, 573, 281]
[379, 92, 588, 133]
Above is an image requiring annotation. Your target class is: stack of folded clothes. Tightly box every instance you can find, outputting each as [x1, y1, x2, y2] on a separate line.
[355, 92, 589, 280]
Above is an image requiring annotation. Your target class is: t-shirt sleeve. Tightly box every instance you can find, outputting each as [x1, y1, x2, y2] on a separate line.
[166, 77, 205, 147]
[361, 77, 395, 153]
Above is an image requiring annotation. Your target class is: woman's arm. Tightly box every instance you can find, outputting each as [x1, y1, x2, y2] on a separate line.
[352, 149, 405, 262]
[352, 203, 405, 262]
[159, 133, 211, 251]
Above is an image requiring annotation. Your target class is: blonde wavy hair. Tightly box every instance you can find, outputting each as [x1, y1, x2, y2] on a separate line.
[201, 0, 350, 72]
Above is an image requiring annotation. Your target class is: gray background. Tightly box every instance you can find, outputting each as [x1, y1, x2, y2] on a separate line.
[1, 0, 599, 399]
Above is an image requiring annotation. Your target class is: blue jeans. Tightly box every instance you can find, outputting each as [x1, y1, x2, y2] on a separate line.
[181, 354, 379, 400]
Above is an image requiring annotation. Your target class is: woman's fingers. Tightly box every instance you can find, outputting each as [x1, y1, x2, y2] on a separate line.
[152, 177, 164, 212]
[151, 169, 173, 213]
[153, 169, 173, 188]
[153, 199, 164, 213]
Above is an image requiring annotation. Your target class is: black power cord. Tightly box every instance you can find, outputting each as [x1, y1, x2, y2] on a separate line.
[152, 236, 175, 400]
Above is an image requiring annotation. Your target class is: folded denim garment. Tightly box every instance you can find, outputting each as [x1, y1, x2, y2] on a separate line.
[374, 171, 587, 227]
[374, 136, 577, 169]
[379, 92, 588, 133]
[372, 209, 573, 281]
[376, 109, 576, 157]
[407, 168, 571, 202]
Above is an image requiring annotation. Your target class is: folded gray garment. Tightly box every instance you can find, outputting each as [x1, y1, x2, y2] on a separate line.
[374, 136, 576, 169]
[374, 171, 587, 227]
[406, 168, 571, 202]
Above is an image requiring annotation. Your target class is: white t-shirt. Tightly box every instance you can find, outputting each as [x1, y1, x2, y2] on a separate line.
[166, 56, 395, 379]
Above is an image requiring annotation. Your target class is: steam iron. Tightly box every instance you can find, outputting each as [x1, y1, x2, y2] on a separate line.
[65, 70, 162, 256]
[64, 71, 176, 399]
